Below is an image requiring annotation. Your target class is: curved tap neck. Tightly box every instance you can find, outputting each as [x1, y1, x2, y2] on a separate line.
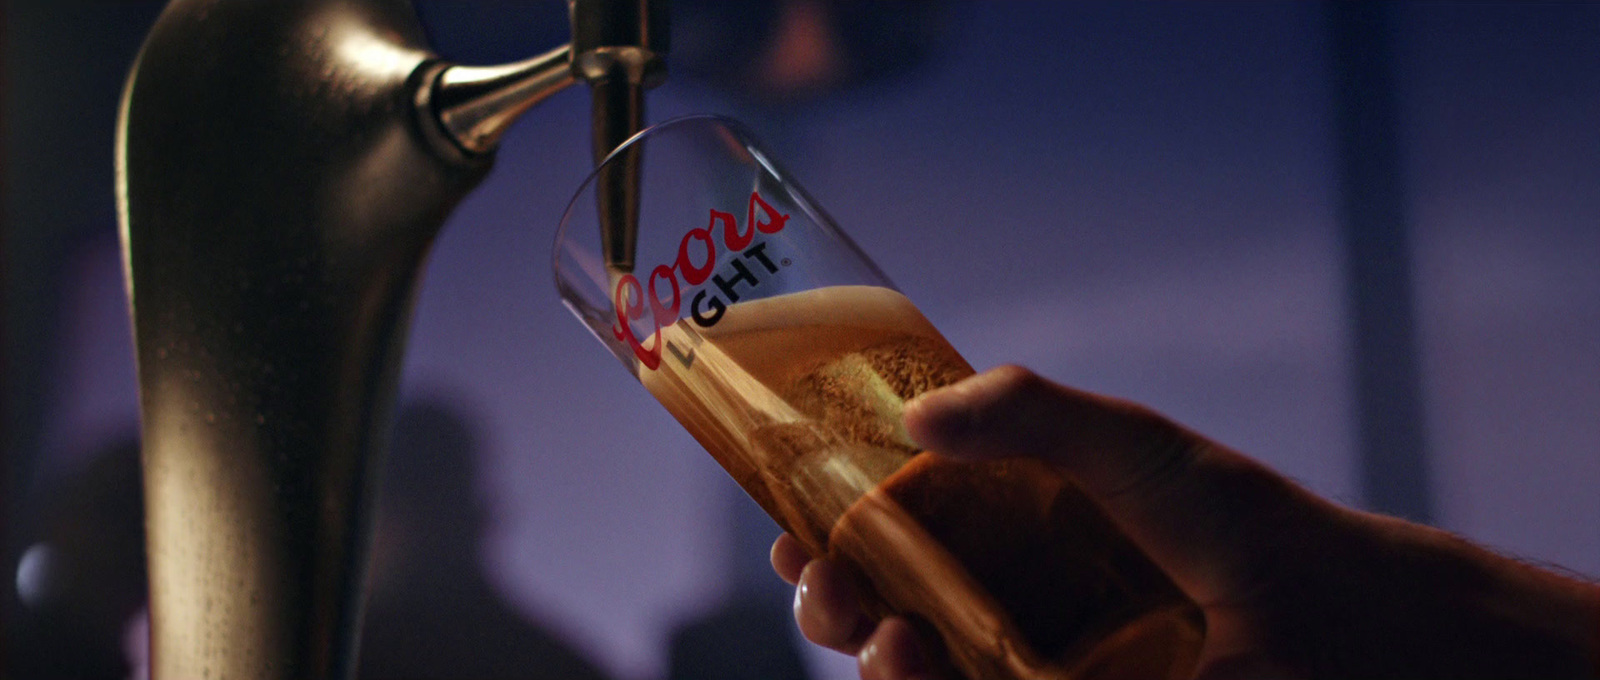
[428, 45, 577, 156]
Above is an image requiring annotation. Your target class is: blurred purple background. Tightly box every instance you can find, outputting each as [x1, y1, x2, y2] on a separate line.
[6, 2, 1597, 679]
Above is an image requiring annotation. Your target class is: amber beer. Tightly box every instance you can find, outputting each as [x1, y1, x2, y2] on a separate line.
[640, 284, 1204, 680]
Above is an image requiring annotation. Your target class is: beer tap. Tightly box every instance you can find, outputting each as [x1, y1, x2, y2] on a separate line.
[425, 0, 665, 271]
[572, 0, 668, 272]
[116, 1, 665, 678]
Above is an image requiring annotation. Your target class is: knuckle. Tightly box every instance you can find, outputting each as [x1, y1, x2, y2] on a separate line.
[981, 365, 1054, 415]
[987, 364, 1045, 395]
[1104, 408, 1207, 502]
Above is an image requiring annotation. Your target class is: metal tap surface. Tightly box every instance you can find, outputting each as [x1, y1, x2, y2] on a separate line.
[116, 1, 665, 677]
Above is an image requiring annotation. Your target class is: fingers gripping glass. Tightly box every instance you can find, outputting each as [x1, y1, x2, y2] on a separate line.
[553, 115, 1204, 680]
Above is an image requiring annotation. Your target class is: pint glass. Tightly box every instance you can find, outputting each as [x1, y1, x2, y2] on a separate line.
[553, 115, 1204, 680]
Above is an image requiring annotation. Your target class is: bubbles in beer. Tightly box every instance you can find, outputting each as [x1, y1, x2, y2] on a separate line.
[640, 286, 1203, 680]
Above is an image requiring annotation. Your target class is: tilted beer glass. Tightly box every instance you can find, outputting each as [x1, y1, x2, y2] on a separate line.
[553, 115, 1204, 680]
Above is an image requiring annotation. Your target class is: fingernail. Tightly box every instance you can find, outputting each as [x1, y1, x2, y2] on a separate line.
[857, 638, 883, 680]
[794, 561, 863, 649]
[858, 618, 934, 680]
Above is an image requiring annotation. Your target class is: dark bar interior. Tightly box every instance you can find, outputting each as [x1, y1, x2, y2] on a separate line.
[5, 2, 1597, 678]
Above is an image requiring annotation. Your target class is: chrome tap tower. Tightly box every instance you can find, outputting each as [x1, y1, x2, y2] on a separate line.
[115, 1, 665, 677]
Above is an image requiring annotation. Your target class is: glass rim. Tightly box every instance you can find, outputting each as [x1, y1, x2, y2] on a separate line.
[551, 113, 771, 274]
[551, 113, 894, 371]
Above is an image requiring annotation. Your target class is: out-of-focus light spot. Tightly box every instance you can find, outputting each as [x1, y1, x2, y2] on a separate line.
[16, 543, 58, 608]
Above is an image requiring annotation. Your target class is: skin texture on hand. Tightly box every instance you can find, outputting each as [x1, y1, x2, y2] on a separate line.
[772, 365, 1600, 680]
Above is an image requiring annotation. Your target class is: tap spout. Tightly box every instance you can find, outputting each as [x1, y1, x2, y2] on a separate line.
[572, 0, 669, 272]
[587, 73, 646, 272]
[430, 45, 577, 155]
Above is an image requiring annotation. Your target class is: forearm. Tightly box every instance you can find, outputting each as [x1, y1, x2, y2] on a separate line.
[1339, 513, 1600, 679]
[1484, 551, 1600, 679]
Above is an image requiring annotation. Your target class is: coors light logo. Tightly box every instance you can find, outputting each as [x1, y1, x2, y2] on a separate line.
[613, 191, 791, 370]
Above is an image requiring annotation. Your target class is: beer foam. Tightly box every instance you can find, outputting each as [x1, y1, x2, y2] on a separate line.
[638, 285, 972, 529]
[702, 285, 940, 339]
[784, 338, 971, 452]
[691, 286, 972, 452]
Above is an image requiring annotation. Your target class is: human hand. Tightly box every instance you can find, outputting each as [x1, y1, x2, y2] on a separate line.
[772, 366, 1600, 679]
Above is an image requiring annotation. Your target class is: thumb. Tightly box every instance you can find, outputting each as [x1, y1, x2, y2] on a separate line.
[903, 365, 1320, 604]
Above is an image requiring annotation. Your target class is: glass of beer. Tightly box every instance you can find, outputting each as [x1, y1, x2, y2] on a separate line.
[553, 115, 1204, 680]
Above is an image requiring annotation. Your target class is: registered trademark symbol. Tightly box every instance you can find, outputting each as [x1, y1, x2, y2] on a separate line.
[780, 258, 792, 267]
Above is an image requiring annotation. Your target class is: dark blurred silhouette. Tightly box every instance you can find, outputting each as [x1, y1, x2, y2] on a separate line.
[1328, 0, 1433, 524]
[9, 435, 147, 679]
[667, 599, 809, 680]
[358, 399, 611, 680]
